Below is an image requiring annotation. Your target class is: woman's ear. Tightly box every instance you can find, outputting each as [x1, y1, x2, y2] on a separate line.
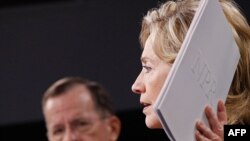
[106, 115, 121, 141]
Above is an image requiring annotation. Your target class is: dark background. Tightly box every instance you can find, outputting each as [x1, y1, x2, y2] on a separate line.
[0, 0, 249, 140]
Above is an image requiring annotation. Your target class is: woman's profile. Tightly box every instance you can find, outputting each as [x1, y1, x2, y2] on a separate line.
[132, 0, 250, 140]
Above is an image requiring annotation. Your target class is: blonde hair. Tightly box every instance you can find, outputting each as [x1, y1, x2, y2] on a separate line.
[139, 0, 250, 124]
[220, 0, 250, 124]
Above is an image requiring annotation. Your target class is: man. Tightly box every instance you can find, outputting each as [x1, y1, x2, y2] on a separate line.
[42, 77, 121, 141]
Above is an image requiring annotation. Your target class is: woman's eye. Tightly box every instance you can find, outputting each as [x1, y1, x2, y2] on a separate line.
[142, 65, 152, 73]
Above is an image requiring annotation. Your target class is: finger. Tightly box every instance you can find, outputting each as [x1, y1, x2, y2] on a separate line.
[196, 120, 216, 139]
[205, 106, 224, 138]
[205, 105, 219, 128]
[195, 131, 209, 141]
[196, 121, 222, 141]
[217, 100, 227, 124]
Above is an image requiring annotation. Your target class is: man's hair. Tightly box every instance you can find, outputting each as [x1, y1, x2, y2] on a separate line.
[42, 77, 115, 118]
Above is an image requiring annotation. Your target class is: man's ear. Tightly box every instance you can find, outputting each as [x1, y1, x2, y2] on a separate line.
[46, 128, 52, 141]
[46, 131, 50, 141]
[106, 115, 121, 141]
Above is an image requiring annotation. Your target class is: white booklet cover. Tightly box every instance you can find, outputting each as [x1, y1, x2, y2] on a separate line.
[153, 0, 240, 141]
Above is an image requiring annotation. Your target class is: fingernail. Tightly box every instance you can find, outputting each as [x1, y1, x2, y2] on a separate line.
[218, 100, 224, 112]
[205, 105, 212, 113]
[197, 120, 203, 126]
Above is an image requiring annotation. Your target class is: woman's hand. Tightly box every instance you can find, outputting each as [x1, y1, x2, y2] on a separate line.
[195, 100, 227, 141]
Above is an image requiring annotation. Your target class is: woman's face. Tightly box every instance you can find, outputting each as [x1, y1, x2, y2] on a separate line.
[132, 32, 172, 129]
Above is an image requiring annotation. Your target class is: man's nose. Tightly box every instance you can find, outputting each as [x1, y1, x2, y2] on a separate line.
[63, 129, 79, 141]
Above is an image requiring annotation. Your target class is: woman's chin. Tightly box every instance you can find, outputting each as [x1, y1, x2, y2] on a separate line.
[145, 114, 162, 129]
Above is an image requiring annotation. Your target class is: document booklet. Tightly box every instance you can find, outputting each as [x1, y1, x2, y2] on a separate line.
[154, 0, 240, 141]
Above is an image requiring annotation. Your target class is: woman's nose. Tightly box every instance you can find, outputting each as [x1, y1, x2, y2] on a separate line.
[131, 73, 145, 94]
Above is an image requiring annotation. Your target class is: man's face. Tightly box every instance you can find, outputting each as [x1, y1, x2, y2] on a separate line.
[44, 85, 115, 141]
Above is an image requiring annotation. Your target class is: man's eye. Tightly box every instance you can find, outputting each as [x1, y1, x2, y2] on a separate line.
[53, 128, 64, 135]
[142, 65, 152, 73]
[75, 121, 93, 132]
[75, 120, 92, 128]
[78, 121, 88, 126]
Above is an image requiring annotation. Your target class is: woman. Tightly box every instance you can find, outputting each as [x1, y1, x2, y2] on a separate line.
[132, 0, 250, 140]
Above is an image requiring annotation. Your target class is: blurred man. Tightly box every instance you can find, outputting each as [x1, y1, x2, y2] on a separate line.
[42, 77, 121, 141]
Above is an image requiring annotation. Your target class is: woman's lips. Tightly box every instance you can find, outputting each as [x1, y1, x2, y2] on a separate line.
[141, 102, 151, 113]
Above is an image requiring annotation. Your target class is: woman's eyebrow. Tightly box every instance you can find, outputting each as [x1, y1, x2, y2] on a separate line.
[141, 57, 151, 64]
[141, 56, 157, 65]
